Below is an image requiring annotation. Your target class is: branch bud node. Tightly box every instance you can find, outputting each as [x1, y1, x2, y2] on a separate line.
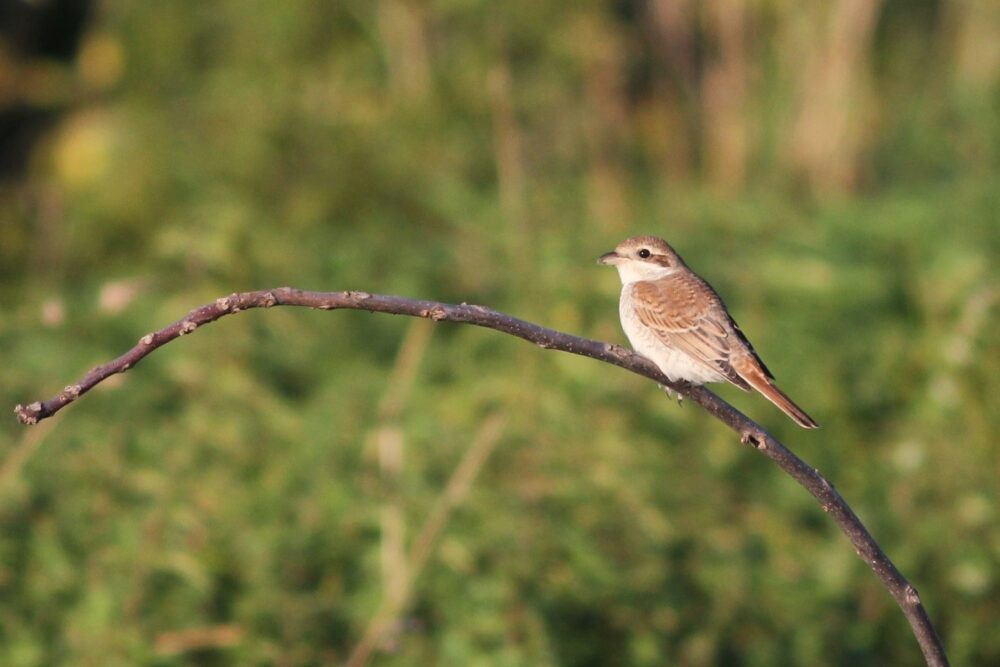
[14, 404, 38, 425]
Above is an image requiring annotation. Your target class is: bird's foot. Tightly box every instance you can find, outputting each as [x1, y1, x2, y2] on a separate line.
[658, 383, 684, 406]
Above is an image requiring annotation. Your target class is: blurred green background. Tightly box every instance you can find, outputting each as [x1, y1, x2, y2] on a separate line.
[1, 1, 997, 665]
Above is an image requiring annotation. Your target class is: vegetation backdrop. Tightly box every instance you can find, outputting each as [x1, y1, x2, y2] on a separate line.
[1, 1, 997, 665]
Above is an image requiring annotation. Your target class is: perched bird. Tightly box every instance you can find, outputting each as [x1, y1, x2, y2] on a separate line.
[598, 235, 819, 429]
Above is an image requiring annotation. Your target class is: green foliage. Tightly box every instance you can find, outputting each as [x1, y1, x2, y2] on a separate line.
[1, 1, 998, 665]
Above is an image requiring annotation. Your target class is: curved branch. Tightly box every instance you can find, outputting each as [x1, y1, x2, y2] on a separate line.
[12, 288, 949, 666]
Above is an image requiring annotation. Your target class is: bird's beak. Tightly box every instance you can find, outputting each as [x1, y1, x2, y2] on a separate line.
[597, 251, 622, 266]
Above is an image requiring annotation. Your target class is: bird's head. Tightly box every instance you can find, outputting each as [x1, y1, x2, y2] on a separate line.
[598, 236, 683, 284]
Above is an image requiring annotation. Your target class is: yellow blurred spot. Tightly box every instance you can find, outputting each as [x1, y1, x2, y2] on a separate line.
[40, 297, 65, 326]
[53, 112, 113, 191]
[78, 33, 124, 89]
[99, 278, 143, 314]
[890, 439, 925, 473]
[950, 561, 992, 596]
[956, 494, 992, 528]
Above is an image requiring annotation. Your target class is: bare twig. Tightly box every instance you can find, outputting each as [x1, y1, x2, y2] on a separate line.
[12, 288, 949, 667]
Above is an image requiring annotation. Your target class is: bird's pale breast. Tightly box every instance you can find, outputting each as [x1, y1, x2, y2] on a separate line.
[619, 284, 728, 385]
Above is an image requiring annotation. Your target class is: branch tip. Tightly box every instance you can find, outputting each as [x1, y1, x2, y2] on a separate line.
[14, 402, 41, 425]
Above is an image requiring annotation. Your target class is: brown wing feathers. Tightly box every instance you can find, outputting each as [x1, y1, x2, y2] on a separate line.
[632, 273, 819, 429]
[631, 275, 751, 390]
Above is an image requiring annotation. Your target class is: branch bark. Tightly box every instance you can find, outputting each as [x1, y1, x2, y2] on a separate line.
[12, 288, 949, 666]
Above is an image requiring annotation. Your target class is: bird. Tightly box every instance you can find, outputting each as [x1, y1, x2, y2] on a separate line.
[598, 235, 819, 429]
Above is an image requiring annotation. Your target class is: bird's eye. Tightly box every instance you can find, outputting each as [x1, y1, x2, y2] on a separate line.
[637, 248, 651, 259]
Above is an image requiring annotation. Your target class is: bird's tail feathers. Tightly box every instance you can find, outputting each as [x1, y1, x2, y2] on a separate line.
[737, 362, 819, 429]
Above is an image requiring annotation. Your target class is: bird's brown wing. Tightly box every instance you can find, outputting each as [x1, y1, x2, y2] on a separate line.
[630, 275, 751, 390]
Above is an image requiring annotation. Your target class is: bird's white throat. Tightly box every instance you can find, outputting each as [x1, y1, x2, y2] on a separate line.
[614, 262, 677, 285]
